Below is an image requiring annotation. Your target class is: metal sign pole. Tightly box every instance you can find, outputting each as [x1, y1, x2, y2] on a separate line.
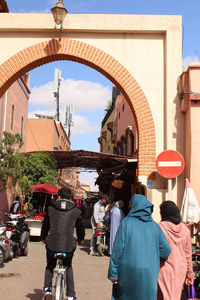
[168, 178, 172, 201]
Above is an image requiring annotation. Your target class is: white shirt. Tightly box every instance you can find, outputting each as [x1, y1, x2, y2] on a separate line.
[93, 200, 105, 224]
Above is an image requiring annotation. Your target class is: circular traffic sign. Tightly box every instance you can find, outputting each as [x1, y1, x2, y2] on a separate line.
[156, 150, 185, 179]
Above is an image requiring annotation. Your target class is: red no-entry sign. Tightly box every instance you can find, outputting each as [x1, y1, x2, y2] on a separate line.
[156, 150, 185, 179]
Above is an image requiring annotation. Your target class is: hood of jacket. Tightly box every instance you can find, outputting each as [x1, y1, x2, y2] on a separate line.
[160, 221, 186, 245]
[51, 198, 77, 212]
[127, 194, 153, 222]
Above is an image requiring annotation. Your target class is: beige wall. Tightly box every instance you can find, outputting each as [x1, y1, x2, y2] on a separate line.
[179, 64, 200, 204]
[0, 13, 184, 221]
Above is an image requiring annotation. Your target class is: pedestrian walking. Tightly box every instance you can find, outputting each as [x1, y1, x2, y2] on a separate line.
[41, 187, 85, 300]
[109, 200, 125, 255]
[157, 201, 194, 300]
[90, 194, 109, 255]
[9, 195, 20, 214]
[108, 194, 171, 300]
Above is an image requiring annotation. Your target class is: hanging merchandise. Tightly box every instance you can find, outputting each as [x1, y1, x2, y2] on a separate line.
[181, 178, 200, 224]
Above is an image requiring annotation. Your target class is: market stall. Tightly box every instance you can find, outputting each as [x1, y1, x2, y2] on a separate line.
[26, 184, 58, 237]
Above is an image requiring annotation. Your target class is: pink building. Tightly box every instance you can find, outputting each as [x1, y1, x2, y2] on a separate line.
[98, 86, 138, 157]
[0, 74, 30, 221]
[113, 93, 138, 157]
[25, 118, 82, 195]
[0, 74, 30, 151]
[26, 118, 70, 152]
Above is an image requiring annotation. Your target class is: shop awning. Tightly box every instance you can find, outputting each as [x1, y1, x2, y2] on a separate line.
[25, 150, 137, 171]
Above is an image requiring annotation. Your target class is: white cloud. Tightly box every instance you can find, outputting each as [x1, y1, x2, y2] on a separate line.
[72, 115, 100, 136]
[182, 56, 200, 69]
[29, 79, 111, 113]
[79, 170, 99, 192]
[28, 110, 100, 136]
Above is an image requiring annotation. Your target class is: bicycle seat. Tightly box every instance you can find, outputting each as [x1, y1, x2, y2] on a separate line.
[54, 252, 67, 259]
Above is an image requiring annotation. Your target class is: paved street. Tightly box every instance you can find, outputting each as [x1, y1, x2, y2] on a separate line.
[0, 229, 112, 300]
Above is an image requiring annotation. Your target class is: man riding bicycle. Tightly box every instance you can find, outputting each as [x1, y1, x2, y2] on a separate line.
[41, 187, 85, 300]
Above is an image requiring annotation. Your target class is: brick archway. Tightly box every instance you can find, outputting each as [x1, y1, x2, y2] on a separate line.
[0, 38, 156, 176]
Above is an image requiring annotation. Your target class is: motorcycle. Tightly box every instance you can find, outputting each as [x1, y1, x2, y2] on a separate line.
[0, 223, 13, 267]
[95, 226, 108, 256]
[6, 213, 30, 257]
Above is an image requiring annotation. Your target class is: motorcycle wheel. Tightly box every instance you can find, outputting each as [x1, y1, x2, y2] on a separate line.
[0, 246, 5, 267]
[13, 248, 20, 258]
[97, 244, 104, 256]
[21, 245, 28, 256]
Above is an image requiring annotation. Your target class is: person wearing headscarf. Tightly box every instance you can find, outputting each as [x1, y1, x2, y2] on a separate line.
[157, 201, 194, 300]
[109, 200, 125, 255]
[108, 194, 171, 300]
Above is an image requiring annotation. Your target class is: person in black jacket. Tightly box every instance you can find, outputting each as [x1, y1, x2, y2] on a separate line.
[41, 187, 85, 300]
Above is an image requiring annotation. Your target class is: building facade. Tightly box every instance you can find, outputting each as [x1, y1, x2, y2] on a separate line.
[99, 86, 138, 158]
[0, 74, 30, 151]
[98, 87, 119, 154]
[113, 93, 138, 157]
[26, 118, 70, 152]
[179, 63, 200, 204]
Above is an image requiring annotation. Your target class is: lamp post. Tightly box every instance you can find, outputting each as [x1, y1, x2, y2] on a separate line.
[51, 0, 68, 32]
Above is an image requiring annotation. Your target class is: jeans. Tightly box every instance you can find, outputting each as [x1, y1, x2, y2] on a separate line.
[44, 247, 75, 297]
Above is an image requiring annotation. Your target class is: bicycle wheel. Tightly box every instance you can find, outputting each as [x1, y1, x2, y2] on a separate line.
[55, 273, 65, 300]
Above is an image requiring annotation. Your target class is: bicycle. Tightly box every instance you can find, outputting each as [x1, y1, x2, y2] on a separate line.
[52, 253, 67, 300]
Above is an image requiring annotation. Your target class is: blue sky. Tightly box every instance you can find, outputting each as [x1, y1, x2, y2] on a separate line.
[6, 0, 200, 189]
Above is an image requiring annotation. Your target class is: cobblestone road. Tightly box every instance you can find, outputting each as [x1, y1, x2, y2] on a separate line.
[0, 229, 112, 300]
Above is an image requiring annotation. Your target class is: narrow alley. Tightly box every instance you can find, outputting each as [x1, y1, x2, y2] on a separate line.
[0, 229, 112, 300]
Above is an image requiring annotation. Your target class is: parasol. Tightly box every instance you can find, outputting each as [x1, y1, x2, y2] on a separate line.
[181, 178, 200, 224]
[31, 184, 59, 195]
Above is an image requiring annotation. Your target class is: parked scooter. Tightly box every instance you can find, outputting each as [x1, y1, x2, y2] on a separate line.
[0, 223, 13, 267]
[6, 213, 30, 257]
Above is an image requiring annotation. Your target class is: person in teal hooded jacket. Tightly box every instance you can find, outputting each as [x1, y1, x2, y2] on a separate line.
[108, 194, 171, 300]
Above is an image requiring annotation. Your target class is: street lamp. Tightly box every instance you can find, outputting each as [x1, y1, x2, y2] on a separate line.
[51, 0, 68, 32]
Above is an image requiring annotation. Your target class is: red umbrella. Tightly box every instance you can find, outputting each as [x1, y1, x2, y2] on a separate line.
[32, 184, 59, 195]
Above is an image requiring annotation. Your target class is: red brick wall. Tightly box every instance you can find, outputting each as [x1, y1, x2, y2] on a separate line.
[0, 38, 156, 176]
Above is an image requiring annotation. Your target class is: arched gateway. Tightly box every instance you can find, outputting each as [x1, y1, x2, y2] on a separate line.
[0, 13, 183, 218]
[0, 38, 156, 177]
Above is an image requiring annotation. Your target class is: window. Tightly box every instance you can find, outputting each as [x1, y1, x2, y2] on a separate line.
[11, 104, 14, 130]
[125, 128, 134, 157]
[120, 136, 125, 155]
[21, 116, 24, 136]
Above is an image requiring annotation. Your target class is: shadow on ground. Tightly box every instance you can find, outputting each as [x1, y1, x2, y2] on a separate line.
[79, 238, 90, 254]
[26, 288, 43, 300]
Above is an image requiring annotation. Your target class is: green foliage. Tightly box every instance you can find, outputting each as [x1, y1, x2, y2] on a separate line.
[21, 152, 59, 194]
[105, 99, 112, 113]
[0, 132, 25, 189]
[0, 132, 59, 195]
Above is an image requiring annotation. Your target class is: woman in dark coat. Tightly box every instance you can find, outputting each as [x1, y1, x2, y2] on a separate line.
[108, 194, 171, 300]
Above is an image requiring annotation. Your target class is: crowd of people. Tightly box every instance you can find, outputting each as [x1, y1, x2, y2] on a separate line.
[40, 187, 194, 300]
